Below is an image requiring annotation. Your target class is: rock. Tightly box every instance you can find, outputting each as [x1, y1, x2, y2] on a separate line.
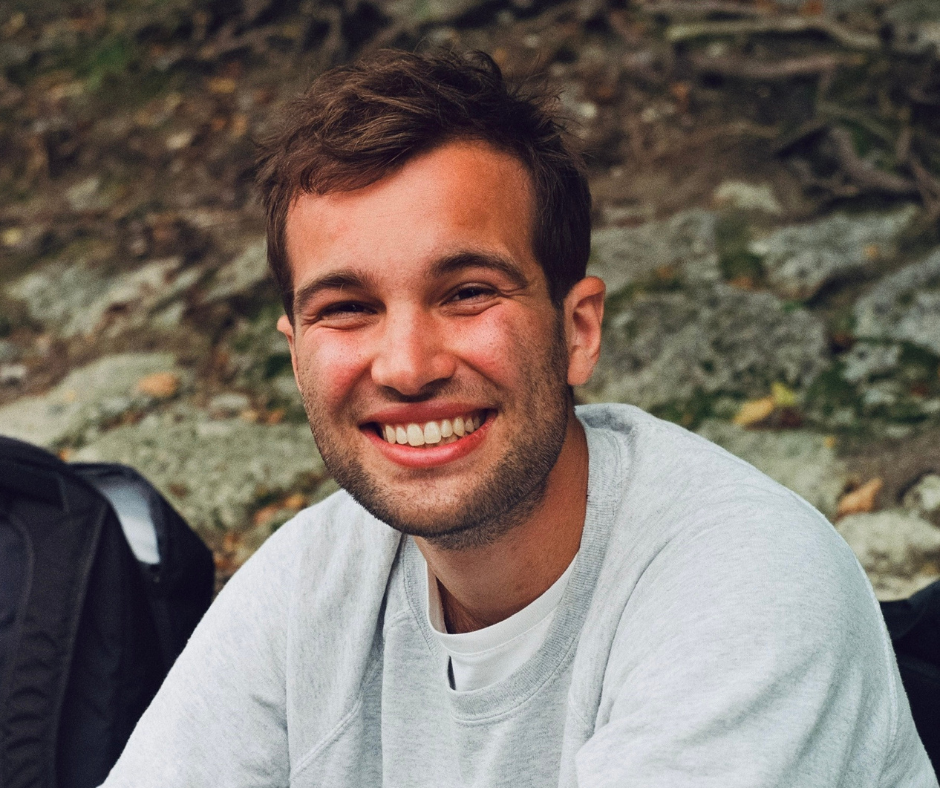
[588, 210, 721, 297]
[0, 339, 20, 363]
[8, 257, 198, 338]
[74, 410, 331, 533]
[853, 249, 940, 355]
[840, 342, 902, 384]
[885, 0, 940, 53]
[903, 474, 940, 521]
[0, 353, 185, 447]
[0, 363, 27, 386]
[696, 420, 849, 517]
[202, 238, 269, 302]
[208, 392, 252, 417]
[712, 181, 782, 215]
[382, 0, 488, 25]
[65, 175, 113, 212]
[749, 206, 916, 300]
[835, 510, 940, 600]
[582, 284, 829, 412]
[225, 305, 294, 393]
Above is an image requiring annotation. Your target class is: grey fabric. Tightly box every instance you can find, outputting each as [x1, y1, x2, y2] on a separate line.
[102, 404, 938, 787]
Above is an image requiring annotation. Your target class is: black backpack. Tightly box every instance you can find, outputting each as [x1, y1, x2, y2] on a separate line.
[881, 580, 940, 774]
[0, 435, 215, 788]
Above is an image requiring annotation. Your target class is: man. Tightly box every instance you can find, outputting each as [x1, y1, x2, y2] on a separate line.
[104, 50, 936, 786]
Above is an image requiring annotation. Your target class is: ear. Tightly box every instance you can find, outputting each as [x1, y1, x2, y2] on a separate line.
[562, 276, 605, 387]
[276, 314, 300, 380]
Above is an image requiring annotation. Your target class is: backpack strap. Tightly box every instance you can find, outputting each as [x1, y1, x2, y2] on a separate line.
[71, 463, 215, 672]
[0, 440, 108, 788]
[881, 579, 940, 772]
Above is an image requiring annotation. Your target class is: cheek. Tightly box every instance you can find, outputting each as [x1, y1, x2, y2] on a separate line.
[295, 333, 370, 405]
[450, 310, 550, 383]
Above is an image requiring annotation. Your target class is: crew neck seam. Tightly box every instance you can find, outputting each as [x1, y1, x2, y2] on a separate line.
[428, 559, 576, 656]
[435, 607, 558, 655]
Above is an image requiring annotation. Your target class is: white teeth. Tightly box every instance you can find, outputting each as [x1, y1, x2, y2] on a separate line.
[380, 413, 483, 446]
[406, 423, 425, 446]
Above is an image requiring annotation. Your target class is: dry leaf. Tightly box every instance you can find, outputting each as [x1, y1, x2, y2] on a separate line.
[137, 371, 180, 398]
[283, 493, 307, 510]
[728, 275, 756, 290]
[733, 396, 775, 427]
[837, 478, 883, 519]
[230, 113, 249, 138]
[252, 504, 281, 527]
[208, 77, 237, 94]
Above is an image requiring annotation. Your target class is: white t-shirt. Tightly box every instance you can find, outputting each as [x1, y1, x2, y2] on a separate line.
[425, 556, 578, 692]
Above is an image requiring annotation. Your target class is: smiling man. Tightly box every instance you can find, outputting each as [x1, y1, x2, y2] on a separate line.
[103, 51, 936, 787]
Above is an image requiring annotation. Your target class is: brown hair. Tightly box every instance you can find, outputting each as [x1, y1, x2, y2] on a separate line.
[255, 49, 591, 317]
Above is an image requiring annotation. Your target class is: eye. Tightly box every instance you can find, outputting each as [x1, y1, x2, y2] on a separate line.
[321, 301, 372, 316]
[449, 285, 495, 302]
[309, 300, 377, 327]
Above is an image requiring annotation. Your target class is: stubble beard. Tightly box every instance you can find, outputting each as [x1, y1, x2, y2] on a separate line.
[298, 318, 573, 552]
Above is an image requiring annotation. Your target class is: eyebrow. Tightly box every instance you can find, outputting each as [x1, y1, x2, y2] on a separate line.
[428, 251, 530, 290]
[293, 269, 381, 315]
[292, 250, 530, 314]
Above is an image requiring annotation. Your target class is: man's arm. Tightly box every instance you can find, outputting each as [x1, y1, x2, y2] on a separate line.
[101, 520, 296, 787]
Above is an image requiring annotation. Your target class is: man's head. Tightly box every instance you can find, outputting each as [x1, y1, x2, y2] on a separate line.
[255, 48, 591, 317]
[256, 51, 604, 550]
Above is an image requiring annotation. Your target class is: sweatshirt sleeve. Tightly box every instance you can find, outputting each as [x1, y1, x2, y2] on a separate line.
[574, 503, 938, 788]
[100, 518, 302, 788]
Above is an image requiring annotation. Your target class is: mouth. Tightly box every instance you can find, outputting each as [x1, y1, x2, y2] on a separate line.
[371, 410, 488, 448]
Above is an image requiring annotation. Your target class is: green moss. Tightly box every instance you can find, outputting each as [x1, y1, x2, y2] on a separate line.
[805, 362, 861, 418]
[602, 268, 682, 322]
[650, 388, 717, 430]
[875, 401, 930, 424]
[715, 213, 765, 284]
[262, 353, 293, 380]
[897, 343, 940, 389]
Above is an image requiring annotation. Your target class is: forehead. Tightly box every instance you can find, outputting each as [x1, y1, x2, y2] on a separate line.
[284, 141, 540, 293]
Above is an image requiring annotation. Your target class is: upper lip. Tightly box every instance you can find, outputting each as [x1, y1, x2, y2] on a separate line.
[362, 403, 489, 426]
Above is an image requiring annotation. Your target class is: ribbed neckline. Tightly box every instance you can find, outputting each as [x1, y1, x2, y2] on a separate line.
[402, 416, 625, 722]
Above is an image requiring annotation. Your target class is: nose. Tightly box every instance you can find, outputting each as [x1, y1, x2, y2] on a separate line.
[370, 309, 456, 396]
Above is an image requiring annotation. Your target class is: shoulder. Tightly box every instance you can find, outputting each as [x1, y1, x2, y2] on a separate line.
[221, 488, 402, 613]
[578, 403, 877, 640]
[578, 402, 847, 564]
[571, 408, 924, 784]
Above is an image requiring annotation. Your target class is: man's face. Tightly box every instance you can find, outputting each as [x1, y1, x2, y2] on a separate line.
[279, 141, 584, 548]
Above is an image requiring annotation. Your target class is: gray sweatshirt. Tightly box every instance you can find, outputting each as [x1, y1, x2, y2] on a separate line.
[103, 404, 938, 787]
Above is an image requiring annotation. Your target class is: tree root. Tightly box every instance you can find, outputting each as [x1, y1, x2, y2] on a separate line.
[666, 17, 880, 51]
[689, 52, 858, 81]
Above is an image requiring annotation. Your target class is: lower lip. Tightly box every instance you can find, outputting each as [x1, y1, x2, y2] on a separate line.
[363, 416, 492, 469]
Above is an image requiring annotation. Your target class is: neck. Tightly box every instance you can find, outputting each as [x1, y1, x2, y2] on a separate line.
[415, 412, 589, 633]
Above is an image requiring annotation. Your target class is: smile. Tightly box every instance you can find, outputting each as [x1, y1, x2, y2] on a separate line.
[379, 412, 485, 447]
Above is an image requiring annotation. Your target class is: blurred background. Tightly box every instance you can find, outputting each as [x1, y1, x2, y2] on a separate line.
[0, 0, 938, 594]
